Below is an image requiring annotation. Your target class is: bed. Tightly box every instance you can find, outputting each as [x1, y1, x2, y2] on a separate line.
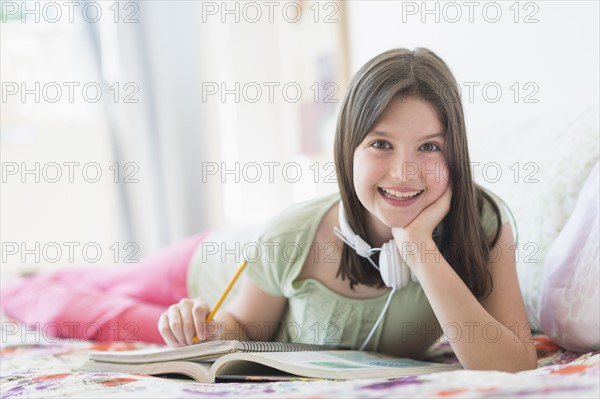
[2, 331, 598, 398]
[2, 109, 599, 398]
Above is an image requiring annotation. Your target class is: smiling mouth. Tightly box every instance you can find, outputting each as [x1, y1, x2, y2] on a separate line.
[378, 188, 424, 200]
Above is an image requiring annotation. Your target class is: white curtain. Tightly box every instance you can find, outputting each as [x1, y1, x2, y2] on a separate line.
[86, 1, 209, 255]
[80, 0, 347, 255]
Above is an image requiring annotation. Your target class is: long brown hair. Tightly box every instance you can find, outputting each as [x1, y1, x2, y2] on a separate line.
[334, 48, 501, 299]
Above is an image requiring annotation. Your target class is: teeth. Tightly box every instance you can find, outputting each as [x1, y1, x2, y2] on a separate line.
[381, 188, 422, 199]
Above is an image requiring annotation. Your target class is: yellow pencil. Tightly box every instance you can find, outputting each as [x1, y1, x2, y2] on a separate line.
[192, 260, 248, 344]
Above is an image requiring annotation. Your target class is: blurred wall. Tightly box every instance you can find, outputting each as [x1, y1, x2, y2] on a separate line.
[344, 1, 599, 157]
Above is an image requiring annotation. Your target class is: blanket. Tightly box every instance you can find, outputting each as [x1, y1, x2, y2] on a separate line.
[1, 334, 598, 398]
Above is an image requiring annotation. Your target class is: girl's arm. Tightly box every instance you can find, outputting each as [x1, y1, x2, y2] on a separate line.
[410, 224, 537, 371]
[393, 188, 537, 371]
[221, 276, 288, 341]
[158, 277, 287, 346]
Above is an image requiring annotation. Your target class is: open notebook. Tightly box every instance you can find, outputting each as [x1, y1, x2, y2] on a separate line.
[80, 340, 460, 383]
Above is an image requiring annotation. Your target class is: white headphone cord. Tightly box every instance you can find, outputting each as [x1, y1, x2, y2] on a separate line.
[359, 287, 396, 351]
[333, 226, 381, 271]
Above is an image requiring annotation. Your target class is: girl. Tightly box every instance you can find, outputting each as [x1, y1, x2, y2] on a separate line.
[1, 48, 536, 371]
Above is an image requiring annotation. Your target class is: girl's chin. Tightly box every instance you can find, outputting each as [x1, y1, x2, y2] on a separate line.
[378, 213, 418, 229]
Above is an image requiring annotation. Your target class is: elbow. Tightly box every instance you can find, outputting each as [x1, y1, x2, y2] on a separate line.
[466, 358, 537, 373]
[521, 341, 539, 371]
[521, 349, 539, 372]
[508, 356, 538, 372]
[502, 342, 538, 372]
[503, 343, 539, 372]
[467, 360, 537, 373]
[463, 343, 538, 372]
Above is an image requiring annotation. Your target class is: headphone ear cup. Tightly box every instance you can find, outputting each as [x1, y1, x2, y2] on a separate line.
[378, 243, 394, 288]
[380, 240, 409, 289]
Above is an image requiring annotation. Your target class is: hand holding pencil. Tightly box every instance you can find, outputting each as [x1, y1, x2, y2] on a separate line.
[157, 260, 248, 347]
[192, 260, 247, 344]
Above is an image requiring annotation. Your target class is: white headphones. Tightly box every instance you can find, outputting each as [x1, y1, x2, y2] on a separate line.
[334, 194, 514, 351]
[333, 201, 418, 289]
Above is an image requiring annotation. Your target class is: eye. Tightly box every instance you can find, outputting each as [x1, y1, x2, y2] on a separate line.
[370, 139, 392, 150]
[420, 142, 440, 152]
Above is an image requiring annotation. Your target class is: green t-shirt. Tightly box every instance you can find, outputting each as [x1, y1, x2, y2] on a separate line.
[187, 190, 509, 358]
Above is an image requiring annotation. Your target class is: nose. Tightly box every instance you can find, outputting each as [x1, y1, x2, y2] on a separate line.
[389, 152, 418, 182]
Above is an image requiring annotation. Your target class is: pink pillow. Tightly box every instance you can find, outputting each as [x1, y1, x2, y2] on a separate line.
[539, 162, 599, 352]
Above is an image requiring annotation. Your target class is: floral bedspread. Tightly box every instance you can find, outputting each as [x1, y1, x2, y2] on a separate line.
[1, 334, 598, 398]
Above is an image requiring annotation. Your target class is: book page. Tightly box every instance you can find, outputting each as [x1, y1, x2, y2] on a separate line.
[88, 341, 330, 364]
[80, 360, 213, 383]
[275, 351, 448, 368]
[212, 351, 460, 380]
[89, 341, 242, 364]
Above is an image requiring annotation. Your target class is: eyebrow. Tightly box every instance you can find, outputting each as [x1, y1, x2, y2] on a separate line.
[369, 131, 446, 140]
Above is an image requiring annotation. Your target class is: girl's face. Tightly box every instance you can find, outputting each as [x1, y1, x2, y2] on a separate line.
[353, 95, 449, 244]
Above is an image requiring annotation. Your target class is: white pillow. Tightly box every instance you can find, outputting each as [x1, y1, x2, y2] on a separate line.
[470, 107, 599, 330]
[539, 162, 599, 351]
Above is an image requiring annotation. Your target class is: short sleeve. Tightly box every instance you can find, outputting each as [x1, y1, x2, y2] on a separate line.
[187, 225, 264, 306]
[480, 188, 511, 239]
[188, 193, 339, 302]
[243, 235, 289, 297]
[245, 194, 340, 298]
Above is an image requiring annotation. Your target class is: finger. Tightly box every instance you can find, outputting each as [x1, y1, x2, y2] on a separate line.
[441, 185, 452, 204]
[203, 321, 222, 342]
[157, 313, 180, 347]
[177, 299, 198, 346]
[167, 305, 186, 346]
[431, 185, 452, 208]
[431, 187, 451, 215]
[401, 186, 452, 236]
[425, 186, 452, 220]
[440, 185, 453, 213]
[191, 300, 210, 341]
